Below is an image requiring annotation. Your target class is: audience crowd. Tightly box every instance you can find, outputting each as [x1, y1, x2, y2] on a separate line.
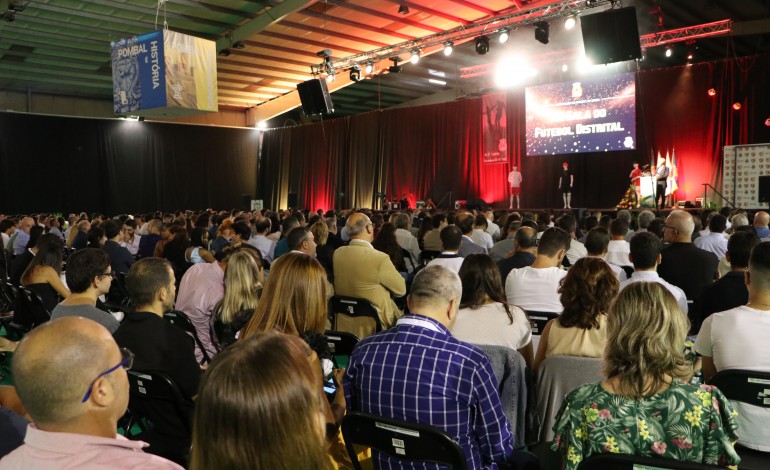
[0, 205, 767, 469]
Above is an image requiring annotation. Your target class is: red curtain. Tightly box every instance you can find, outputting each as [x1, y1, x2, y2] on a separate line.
[259, 54, 770, 210]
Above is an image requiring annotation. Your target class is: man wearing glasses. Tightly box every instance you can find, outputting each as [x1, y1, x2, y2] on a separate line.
[51, 248, 121, 333]
[1, 317, 181, 468]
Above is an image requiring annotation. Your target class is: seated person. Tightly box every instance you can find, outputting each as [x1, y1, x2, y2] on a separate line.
[533, 257, 618, 371]
[51, 249, 121, 333]
[210, 250, 262, 351]
[696, 241, 770, 452]
[190, 332, 328, 470]
[452, 253, 533, 368]
[425, 225, 464, 273]
[19, 235, 69, 313]
[1, 317, 181, 468]
[552, 282, 740, 470]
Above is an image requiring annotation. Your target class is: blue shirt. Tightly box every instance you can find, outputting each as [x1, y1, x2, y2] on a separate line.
[12, 231, 29, 256]
[344, 314, 513, 470]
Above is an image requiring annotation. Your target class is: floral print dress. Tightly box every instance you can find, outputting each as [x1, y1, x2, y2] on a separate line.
[551, 382, 741, 470]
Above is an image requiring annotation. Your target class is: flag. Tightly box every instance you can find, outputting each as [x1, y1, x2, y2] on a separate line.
[669, 149, 679, 195]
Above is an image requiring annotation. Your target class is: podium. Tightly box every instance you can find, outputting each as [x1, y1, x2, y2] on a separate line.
[639, 176, 657, 208]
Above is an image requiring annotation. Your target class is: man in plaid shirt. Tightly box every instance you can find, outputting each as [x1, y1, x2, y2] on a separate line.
[344, 265, 516, 469]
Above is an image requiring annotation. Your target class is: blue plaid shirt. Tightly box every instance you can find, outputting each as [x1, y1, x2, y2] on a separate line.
[344, 313, 513, 470]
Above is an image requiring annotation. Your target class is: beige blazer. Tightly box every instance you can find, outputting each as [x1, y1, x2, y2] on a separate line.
[333, 240, 407, 335]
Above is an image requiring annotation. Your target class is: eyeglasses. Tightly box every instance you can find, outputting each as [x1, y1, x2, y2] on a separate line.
[98, 271, 116, 279]
[81, 348, 134, 403]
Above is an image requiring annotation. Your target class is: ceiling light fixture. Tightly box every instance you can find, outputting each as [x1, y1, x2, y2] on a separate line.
[389, 57, 402, 73]
[665, 46, 672, 58]
[349, 65, 362, 82]
[232, 41, 245, 49]
[325, 71, 335, 83]
[499, 28, 510, 44]
[410, 49, 420, 64]
[364, 61, 374, 74]
[218, 48, 231, 57]
[443, 41, 454, 56]
[534, 21, 550, 44]
[564, 16, 576, 30]
[398, 4, 409, 15]
[475, 35, 490, 55]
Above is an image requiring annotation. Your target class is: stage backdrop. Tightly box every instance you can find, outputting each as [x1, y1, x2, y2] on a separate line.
[261, 54, 770, 210]
[0, 113, 260, 214]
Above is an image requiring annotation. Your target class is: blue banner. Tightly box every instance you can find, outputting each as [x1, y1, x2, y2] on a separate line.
[111, 30, 166, 114]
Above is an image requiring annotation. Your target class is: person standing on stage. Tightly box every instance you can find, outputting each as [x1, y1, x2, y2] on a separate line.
[655, 157, 669, 210]
[399, 194, 409, 210]
[508, 165, 523, 209]
[630, 162, 642, 207]
[559, 162, 574, 209]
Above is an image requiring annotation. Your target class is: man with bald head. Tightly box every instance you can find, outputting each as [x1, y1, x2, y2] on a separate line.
[0, 317, 181, 469]
[754, 211, 770, 239]
[345, 265, 518, 469]
[658, 210, 719, 328]
[333, 212, 406, 337]
[497, 225, 537, 282]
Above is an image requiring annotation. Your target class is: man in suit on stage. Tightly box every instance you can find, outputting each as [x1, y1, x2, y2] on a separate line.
[333, 213, 407, 338]
[655, 157, 669, 209]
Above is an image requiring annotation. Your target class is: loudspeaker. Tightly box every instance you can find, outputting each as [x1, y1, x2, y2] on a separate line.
[241, 194, 252, 210]
[288, 192, 299, 208]
[759, 176, 770, 202]
[297, 78, 334, 116]
[580, 6, 642, 64]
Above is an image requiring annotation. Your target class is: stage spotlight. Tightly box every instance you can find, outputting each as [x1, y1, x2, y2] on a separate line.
[325, 71, 335, 83]
[475, 35, 490, 55]
[398, 4, 409, 15]
[534, 21, 550, 44]
[443, 41, 454, 56]
[364, 61, 374, 74]
[499, 28, 510, 44]
[707, 88, 716, 97]
[665, 46, 672, 58]
[388, 56, 402, 73]
[733, 102, 741, 111]
[257, 121, 268, 129]
[349, 65, 361, 82]
[765, 118, 770, 127]
[562, 64, 569, 72]
[564, 16, 576, 30]
[410, 49, 420, 64]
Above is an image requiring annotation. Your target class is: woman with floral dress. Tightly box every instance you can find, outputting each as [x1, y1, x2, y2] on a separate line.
[551, 282, 740, 469]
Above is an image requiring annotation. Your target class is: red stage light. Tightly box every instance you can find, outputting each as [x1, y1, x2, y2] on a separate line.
[765, 118, 770, 127]
[707, 88, 716, 96]
[732, 102, 742, 111]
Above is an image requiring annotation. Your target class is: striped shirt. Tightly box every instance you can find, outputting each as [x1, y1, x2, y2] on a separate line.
[344, 314, 513, 470]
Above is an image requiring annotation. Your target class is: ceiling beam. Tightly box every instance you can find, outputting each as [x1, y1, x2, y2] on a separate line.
[216, 0, 319, 51]
[217, 58, 308, 79]
[444, 0, 497, 17]
[279, 20, 391, 48]
[85, 0, 236, 31]
[299, 9, 416, 41]
[260, 31, 363, 55]
[385, 0, 470, 26]
[326, 0, 444, 34]
[229, 49, 309, 68]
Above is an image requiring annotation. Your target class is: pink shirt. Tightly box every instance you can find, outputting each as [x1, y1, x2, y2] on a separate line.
[175, 262, 225, 361]
[0, 425, 182, 469]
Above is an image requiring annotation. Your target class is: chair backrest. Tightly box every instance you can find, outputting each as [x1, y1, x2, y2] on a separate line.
[126, 370, 193, 434]
[325, 330, 360, 368]
[536, 355, 604, 443]
[164, 310, 211, 365]
[329, 295, 382, 337]
[401, 248, 416, 272]
[341, 411, 468, 470]
[420, 250, 441, 266]
[473, 343, 533, 448]
[15, 287, 51, 328]
[577, 453, 730, 469]
[707, 369, 770, 408]
[526, 310, 560, 336]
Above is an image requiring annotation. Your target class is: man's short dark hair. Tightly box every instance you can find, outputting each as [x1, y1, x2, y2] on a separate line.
[64, 248, 111, 293]
[582, 216, 599, 232]
[538, 227, 570, 257]
[439, 225, 462, 251]
[585, 227, 611, 255]
[473, 214, 488, 229]
[610, 218, 629, 237]
[514, 227, 537, 249]
[521, 220, 538, 231]
[124, 219, 137, 229]
[709, 214, 727, 233]
[126, 258, 172, 307]
[431, 214, 446, 229]
[629, 232, 661, 269]
[728, 231, 759, 268]
[455, 213, 474, 235]
[231, 221, 251, 241]
[255, 219, 271, 233]
[556, 214, 577, 234]
[287, 227, 311, 251]
[102, 220, 122, 239]
[749, 242, 770, 289]
[281, 217, 299, 235]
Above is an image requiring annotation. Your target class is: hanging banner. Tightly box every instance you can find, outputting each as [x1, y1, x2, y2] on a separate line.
[723, 144, 770, 208]
[111, 30, 218, 117]
[482, 93, 508, 163]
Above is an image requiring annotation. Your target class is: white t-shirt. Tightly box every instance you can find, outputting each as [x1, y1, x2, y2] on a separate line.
[694, 306, 770, 451]
[505, 266, 566, 313]
[452, 302, 532, 351]
[565, 239, 587, 265]
[619, 271, 688, 314]
[426, 253, 465, 273]
[605, 239, 631, 267]
[470, 229, 493, 251]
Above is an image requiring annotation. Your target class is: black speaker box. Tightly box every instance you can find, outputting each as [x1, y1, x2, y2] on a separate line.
[297, 78, 334, 116]
[759, 176, 770, 203]
[288, 192, 299, 208]
[580, 6, 642, 64]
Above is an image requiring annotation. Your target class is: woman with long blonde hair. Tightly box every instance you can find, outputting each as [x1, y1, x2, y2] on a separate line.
[211, 249, 263, 350]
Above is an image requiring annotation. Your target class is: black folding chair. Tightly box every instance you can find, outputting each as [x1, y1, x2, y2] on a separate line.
[342, 411, 468, 470]
[329, 295, 382, 336]
[15, 287, 51, 329]
[577, 453, 730, 469]
[164, 310, 211, 365]
[420, 250, 441, 266]
[324, 330, 360, 368]
[525, 310, 560, 336]
[103, 272, 133, 312]
[125, 370, 193, 466]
